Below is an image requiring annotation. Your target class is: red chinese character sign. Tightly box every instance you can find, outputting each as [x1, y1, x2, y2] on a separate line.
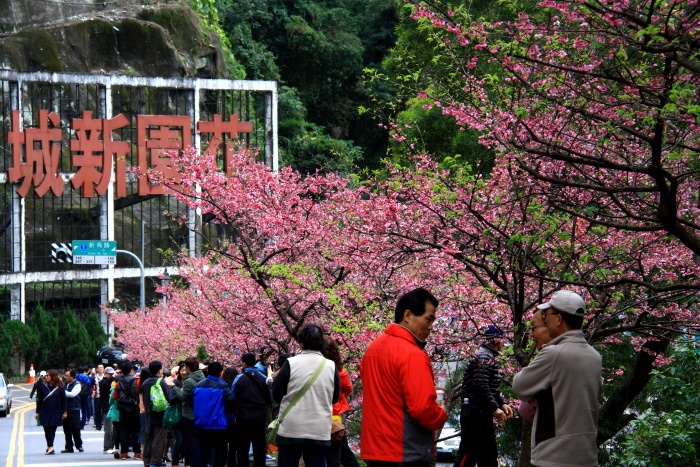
[7, 110, 64, 197]
[198, 114, 253, 175]
[70, 111, 130, 197]
[137, 115, 192, 196]
[5, 112, 254, 198]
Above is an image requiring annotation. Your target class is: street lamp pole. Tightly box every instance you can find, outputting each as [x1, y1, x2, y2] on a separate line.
[161, 270, 171, 311]
[117, 249, 145, 311]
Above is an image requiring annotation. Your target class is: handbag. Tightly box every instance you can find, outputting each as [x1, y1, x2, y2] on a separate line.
[330, 415, 345, 442]
[267, 358, 327, 446]
[163, 404, 182, 428]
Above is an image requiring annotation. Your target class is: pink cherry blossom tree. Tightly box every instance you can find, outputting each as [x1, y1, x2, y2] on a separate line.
[372, 1, 700, 452]
[109, 143, 698, 461]
[109, 147, 458, 367]
[110, 2, 700, 458]
[343, 152, 699, 454]
[406, 0, 700, 255]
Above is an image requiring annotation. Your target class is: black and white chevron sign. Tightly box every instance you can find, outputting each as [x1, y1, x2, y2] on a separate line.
[51, 243, 73, 263]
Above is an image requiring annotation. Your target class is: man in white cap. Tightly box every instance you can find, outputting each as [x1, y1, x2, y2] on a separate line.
[512, 291, 602, 467]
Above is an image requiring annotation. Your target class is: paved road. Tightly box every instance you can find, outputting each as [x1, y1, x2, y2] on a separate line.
[1, 382, 134, 467]
[2, 384, 449, 467]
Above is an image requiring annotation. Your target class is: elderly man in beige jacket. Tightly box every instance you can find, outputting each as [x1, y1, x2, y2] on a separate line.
[512, 291, 602, 467]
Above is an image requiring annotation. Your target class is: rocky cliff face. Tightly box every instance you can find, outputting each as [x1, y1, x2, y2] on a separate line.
[0, 0, 141, 33]
[0, 0, 223, 78]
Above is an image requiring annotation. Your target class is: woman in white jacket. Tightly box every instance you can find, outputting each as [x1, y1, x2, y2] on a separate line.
[272, 324, 340, 467]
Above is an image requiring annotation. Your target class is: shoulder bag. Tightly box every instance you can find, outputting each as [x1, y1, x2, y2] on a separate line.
[267, 358, 327, 446]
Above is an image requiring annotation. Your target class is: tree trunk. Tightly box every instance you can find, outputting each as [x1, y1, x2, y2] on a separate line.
[517, 418, 533, 467]
[596, 337, 670, 445]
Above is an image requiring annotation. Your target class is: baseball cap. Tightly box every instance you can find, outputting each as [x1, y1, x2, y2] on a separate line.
[39, 370, 47, 377]
[104, 367, 115, 374]
[483, 325, 505, 338]
[537, 290, 585, 316]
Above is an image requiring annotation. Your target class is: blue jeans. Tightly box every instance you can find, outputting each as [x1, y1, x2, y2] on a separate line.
[80, 397, 89, 428]
[171, 426, 184, 466]
[278, 441, 329, 467]
[182, 417, 200, 467]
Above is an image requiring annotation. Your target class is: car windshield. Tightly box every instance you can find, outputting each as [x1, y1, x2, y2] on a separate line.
[0, 376, 5, 387]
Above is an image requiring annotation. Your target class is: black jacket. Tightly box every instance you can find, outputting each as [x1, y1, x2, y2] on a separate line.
[234, 368, 272, 420]
[142, 376, 171, 425]
[460, 343, 506, 412]
[98, 376, 114, 413]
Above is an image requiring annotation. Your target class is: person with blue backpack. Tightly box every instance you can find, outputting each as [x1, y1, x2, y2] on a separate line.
[193, 361, 235, 467]
[75, 366, 92, 430]
[141, 361, 171, 467]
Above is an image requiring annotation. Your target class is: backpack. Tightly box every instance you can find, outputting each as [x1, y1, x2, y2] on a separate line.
[117, 377, 139, 413]
[150, 378, 168, 412]
[78, 377, 91, 400]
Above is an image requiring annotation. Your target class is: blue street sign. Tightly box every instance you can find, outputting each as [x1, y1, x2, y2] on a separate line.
[72, 240, 117, 265]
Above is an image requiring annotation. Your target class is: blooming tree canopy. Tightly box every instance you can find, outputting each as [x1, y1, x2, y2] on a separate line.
[408, 0, 700, 255]
[110, 0, 700, 454]
[109, 147, 456, 366]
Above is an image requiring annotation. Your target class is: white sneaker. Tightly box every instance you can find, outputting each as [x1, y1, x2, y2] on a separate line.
[103, 449, 114, 454]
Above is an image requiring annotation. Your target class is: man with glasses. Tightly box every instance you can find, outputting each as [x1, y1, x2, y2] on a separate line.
[518, 310, 552, 421]
[361, 288, 447, 467]
[453, 325, 513, 467]
[512, 291, 602, 467]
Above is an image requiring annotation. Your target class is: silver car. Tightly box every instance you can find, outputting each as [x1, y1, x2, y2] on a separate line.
[0, 372, 14, 417]
[436, 423, 461, 461]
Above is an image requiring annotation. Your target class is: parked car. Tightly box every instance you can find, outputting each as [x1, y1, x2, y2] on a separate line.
[0, 372, 14, 417]
[95, 346, 130, 367]
[436, 423, 461, 461]
[94, 346, 143, 370]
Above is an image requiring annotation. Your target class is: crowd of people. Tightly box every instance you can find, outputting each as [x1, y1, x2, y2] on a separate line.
[32, 288, 603, 467]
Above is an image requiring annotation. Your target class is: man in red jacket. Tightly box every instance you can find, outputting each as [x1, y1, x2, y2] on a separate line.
[360, 287, 447, 467]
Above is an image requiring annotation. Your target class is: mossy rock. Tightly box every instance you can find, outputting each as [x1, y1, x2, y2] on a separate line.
[50, 19, 120, 72]
[116, 18, 187, 76]
[0, 4, 224, 77]
[137, 5, 203, 55]
[0, 28, 62, 71]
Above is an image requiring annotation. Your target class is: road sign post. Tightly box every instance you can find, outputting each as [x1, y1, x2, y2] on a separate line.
[71, 241, 146, 311]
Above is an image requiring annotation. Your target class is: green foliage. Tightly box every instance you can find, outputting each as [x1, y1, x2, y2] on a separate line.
[0, 319, 39, 374]
[55, 308, 95, 368]
[388, 97, 495, 172]
[26, 304, 58, 370]
[213, 0, 280, 80]
[196, 345, 209, 362]
[363, 0, 530, 175]
[189, 0, 246, 78]
[211, 0, 400, 171]
[612, 410, 700, 466]
[0, 322, 14, 373]
[278, 86, 363, 175]
[605, 342, 700, 466]
[283, 123, 363, 175]
[84, 312, 108, 358]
